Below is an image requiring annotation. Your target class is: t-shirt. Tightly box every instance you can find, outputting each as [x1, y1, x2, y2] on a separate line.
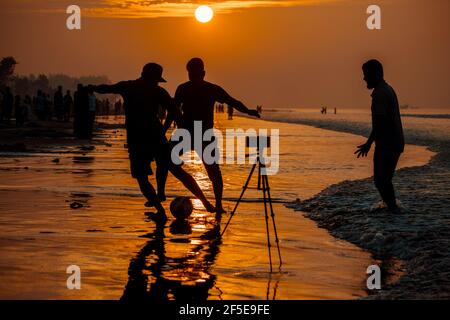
[371, 81, 405, 153]
[102, 79, 173, 149]
[175, 81, 230, 132]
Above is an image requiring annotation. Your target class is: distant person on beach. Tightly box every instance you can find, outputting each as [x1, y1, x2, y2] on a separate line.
[14, 95, 25, 126]
[105, 98, 110, 116]
[167, 57, 260, 214]
[114, 100, 121, 116]
[227, 104, 234, 120]
[44, 93, 50, 120]
[73, 85, 82, 136]
[87, 87, 97, 137]
[54, 86, 64, 121]
[73, 84, 91, 139]
[257, 105, 263, 115]
[63, 90, 73, 122]
[35, 90, 46, 121]
[355, 59, 405, 213]
[1, 86, 14, 124]
[23, 95, 32, 122]
[91, 62, 215, 219]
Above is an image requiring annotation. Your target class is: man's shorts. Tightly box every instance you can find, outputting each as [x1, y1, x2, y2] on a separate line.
[128, 142, 171, 179]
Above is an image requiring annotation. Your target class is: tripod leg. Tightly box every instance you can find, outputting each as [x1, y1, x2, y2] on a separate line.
[257, 161, 262, 190]
[262, 167, 273, 273]
[264, 174, 283, 269]
[221, 161, 258, 237]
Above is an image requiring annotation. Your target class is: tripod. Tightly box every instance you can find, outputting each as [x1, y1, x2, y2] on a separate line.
[221, 151, 282, 272]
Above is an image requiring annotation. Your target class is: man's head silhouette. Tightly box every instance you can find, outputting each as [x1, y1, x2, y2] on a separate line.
[363, 59, 384, 89]
[187, 58, 205, 82]
[142, 63, 167, 84]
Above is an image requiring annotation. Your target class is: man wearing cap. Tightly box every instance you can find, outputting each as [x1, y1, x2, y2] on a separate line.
[165, 58, 260, 214]
[91, 63, 215, 219]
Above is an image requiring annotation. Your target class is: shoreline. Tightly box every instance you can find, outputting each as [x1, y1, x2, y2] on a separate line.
[262, 114, 450, 299]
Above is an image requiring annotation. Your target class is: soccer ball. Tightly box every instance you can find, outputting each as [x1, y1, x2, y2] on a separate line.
[170, 196, 193, 220]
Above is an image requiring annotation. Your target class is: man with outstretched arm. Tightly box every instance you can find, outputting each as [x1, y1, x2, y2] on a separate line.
[355, 59, 405, 213]
[165, 58, 260, 214]
[91, 63, 215, 220]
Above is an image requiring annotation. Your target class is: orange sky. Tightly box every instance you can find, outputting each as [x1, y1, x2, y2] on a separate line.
[0, 0, 449, 108]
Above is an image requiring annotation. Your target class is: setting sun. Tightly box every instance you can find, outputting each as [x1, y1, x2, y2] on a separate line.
[195, 5, 214, 23]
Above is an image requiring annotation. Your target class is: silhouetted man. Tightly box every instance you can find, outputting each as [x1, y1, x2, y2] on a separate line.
[14, 95, 25, 126]
[1, 86, 14, 124]
[87, 87, 97, 137]
[167, 58, 260, 213]
[63, 90, 73, 122]
[73, 84, 89, 138]
[92, 63, 215, 219]
[355, 59, 405, 213]
[54, 86, 64, 121]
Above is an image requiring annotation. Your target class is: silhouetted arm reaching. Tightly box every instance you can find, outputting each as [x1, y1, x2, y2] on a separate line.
[355, 115, 385, 158]
[91, 83, 123, 95]
[160, 89, 184, 129]
[217, 86, 260, 118]
[355, 91, 387, 158]
[163, 88, 183, 132]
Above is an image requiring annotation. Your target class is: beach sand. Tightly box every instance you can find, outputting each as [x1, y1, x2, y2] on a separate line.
[0, 114, 433, 299]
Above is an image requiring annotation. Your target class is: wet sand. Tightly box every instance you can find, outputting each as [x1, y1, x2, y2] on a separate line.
[0, 114, 432, 299]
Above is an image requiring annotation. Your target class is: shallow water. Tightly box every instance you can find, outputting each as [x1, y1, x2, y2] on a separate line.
[262, 107, 450, 145]
[0, 114, 433, 299]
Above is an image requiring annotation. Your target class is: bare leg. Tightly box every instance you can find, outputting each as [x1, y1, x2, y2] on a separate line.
[203, 162, 225, 213]
[136, 176, 166, 217]
[169, 164, 216, 213]
[156, 166, 168, 202]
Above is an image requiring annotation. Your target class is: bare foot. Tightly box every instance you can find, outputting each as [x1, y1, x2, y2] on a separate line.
[204, 202, 217, 213]
[215, 206, 226, 214]
[389, 206, 403, 214]
[145, 201, 167, 217]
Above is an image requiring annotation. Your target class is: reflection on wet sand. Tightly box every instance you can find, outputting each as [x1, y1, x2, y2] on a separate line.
[72, 156, 95, 164]
[122, 213, 222, 301]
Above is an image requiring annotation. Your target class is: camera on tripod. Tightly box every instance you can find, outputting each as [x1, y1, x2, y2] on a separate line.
[245, 135, 271, 150]
[222, 133, 282, 272]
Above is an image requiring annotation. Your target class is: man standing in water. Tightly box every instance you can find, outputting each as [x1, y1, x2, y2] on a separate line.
[167, 58, 260, 214]
[91, 63, 215, 219]
[355, 59, 405, 213]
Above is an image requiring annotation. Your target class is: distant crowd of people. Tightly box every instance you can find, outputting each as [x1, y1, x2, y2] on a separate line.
[0, 84, 125, 137]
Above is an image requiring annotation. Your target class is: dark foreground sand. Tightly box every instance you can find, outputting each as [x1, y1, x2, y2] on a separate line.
[285, 119, 450, 299]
